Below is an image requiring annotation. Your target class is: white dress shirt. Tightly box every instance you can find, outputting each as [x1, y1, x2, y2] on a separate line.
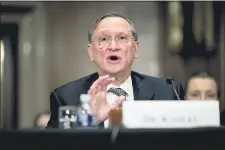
[104, 76, 134, 128]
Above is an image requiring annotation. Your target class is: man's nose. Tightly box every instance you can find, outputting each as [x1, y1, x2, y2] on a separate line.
[107, 39, 119, 51]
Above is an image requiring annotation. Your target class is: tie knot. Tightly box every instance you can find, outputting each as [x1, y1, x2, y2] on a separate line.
[107, 87, 128, 98]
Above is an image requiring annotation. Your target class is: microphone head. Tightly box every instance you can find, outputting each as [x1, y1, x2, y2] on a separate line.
[166, 77, 174, 84]
[168, 77, 174, 81]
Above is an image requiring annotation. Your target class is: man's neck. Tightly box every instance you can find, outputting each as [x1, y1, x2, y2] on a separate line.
[98, 70, 131, 84]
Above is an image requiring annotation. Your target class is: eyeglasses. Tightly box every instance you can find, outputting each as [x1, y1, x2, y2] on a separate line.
[92, 35, 135, 48]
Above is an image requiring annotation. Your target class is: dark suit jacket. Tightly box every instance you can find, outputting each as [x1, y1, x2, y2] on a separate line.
[221, 110, 225, 126]
[46, 71, 185, 128]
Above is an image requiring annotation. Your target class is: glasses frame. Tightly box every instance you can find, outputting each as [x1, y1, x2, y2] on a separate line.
[91, 34, 136, 49]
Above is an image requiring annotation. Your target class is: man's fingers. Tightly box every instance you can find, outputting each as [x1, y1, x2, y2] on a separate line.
[111, 96, 125, 108]
[101, 78, 121, 92]
[90, 75, 109, 90]
[89, 74, 121, 91]
[90, 75, 119, 92]
[105, 78, 115, 84]
[88, 88, 97, 96]
[90, 75, 111, 92]
[99, 77, 119, 91]
[101, 78, 116, 91]
[89, 99, 98, 114]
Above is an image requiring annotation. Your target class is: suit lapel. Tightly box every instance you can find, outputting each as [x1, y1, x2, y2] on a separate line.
[131, 71, 155, 100]
[83, 72, 99, 94]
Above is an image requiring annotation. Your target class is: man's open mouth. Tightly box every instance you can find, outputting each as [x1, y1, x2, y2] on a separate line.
[109, 55, 120, 61]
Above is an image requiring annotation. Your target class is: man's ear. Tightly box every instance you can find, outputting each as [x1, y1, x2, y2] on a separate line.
[134, 40, 139, 59]
[87, 44, 94, 62]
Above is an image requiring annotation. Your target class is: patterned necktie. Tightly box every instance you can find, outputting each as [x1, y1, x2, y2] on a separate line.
[107, 87, 128, 100]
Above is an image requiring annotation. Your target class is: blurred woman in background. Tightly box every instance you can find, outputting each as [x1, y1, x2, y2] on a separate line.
[184, 71, 224, 125]
[185, 72, 219, 101]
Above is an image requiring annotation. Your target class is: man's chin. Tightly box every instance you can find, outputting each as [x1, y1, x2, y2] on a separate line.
[105, 68, 123, 76]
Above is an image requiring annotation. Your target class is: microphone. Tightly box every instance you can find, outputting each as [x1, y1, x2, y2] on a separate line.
[167, 77, 181, 100]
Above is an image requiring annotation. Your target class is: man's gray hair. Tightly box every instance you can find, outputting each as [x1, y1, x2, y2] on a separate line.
[88, 12, 138, 43]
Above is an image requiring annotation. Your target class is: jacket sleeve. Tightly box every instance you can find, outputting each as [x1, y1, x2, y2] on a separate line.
[46, 90, 63, 129]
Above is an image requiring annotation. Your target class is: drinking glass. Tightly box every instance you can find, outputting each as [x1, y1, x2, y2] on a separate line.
[58, 106, 77, 129]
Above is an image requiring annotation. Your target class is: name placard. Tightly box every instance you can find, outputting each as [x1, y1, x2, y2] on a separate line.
[122, 100, 220, 128]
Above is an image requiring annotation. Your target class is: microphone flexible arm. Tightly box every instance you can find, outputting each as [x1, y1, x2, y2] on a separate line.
[167, 77, 181, 100]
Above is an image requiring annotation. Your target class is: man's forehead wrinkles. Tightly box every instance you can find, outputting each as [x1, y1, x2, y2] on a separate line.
[97, 29, 130, 34]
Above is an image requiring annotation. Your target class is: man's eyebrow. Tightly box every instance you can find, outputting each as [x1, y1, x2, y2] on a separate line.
[117, 32, 130, 35]
[206, 90, 217, 93]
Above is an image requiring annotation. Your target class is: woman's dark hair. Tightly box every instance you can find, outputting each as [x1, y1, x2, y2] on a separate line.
[185, 71, 220, 98]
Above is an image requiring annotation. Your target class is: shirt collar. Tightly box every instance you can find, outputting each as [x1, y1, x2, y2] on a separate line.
[107, 75, 132, 92]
